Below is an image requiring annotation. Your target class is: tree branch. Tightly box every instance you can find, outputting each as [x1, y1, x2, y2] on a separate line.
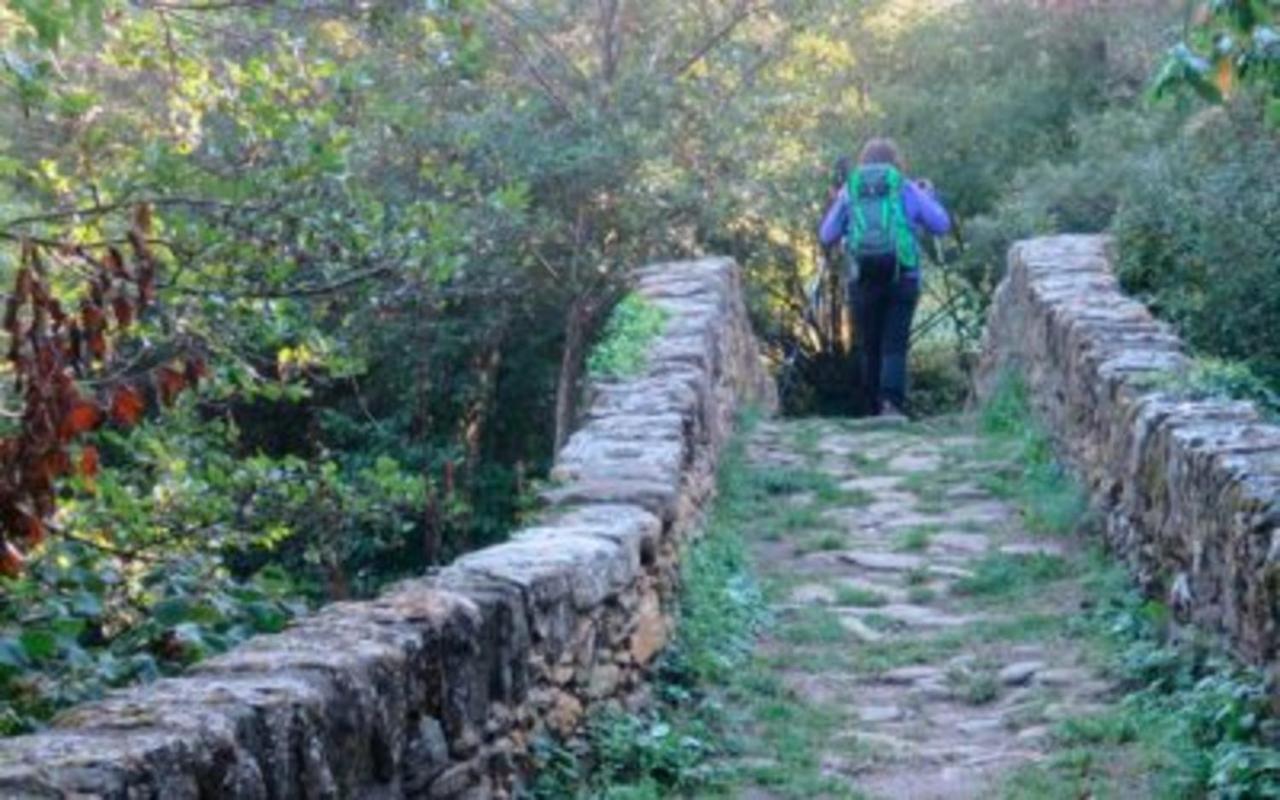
[1, 198, 255, 231]
[672, 0, 766, 78]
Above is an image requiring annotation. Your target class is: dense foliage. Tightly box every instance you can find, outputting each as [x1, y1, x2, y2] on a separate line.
[0, 0, 1275, 740]
[0, 0, 840, 732]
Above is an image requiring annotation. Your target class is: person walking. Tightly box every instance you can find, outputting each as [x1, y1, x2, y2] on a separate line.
[818, 138, 951, 417]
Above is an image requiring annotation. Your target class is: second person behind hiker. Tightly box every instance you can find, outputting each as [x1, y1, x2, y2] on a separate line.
[818, 138, 951, 417]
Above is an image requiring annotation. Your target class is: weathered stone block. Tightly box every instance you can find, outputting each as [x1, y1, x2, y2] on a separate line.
[0, 257, 774, 798]
[977, 235, 1280, 674]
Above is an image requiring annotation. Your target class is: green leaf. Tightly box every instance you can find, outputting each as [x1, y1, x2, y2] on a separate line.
[19, 630, 58, 661]
[153, 598, 191, 626]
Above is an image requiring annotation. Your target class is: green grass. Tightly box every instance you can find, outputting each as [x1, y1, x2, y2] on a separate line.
[977, 372, 1089, 535]
[860, 612, 907, 634]
[793, 530, 847, 555]
[978, 372, 1280, 800]
[906, 585, 937, 604]
[834, 585, 889, 607]
[541, 380, 1280, 799]
[847, 451, 892, 475]
[791, 423, 822, 461]
[898, 468, 965, 510]
[779, 607, 848, 645]
[946, 665, 1000, 706]
[774, 505, 823, 536]
[893, 524, 938, 553]
[952, 552, 1073, 599]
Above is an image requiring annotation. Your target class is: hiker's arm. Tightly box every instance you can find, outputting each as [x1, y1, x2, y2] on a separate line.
[818, 190, 848, 247]
[904, 181, 951, 236]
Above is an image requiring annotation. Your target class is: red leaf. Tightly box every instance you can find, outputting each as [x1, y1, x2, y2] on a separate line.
[112, 297, 134, 330]
[59, 401, 103, 440]
[79, 445, 99, 478]
[110, 385, 146, 426]
[18, 512, 44, 546]
[81, 302, 105, 331]
[155, 367, 187, 406]
[0, 541, 24, 578]
[88, 331, 107, 360]
[37, 450, 71, 481]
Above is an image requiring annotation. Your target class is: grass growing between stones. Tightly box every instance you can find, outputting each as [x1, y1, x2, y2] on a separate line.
[997, 561, 1280, 799]
[977, 372, 1280, 799]
[528, 418, 862, 799]
[892, 524, 937, 553]
[952, 552, 1073, 600]
[834, 585, 889, 607]
[976, 373, 1088, 536]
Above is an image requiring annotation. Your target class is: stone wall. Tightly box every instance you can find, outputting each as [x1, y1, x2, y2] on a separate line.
[976, 235, 1280, 674]
[0, 257, 774, 799]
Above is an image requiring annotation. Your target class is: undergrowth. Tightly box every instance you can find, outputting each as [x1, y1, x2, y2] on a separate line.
[587, 295, 670, 380]
[980, 370, 1280, 799]
[1140, 356, 1280, 421]
[977, 372, 1088, 535]
[1003, 561, 1280, 799]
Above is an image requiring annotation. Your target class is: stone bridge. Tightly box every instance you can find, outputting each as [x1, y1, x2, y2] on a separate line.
[0, 237, 1277, 798]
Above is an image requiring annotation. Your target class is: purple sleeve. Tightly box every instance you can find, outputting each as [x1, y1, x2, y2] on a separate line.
[903, 181, 951, 236]
[818, 189, 849, 247]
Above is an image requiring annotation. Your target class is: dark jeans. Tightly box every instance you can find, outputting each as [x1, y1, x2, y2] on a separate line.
[850, 261, 920, 416]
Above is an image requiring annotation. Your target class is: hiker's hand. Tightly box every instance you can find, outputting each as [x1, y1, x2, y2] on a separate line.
[915, 178, 935, 194]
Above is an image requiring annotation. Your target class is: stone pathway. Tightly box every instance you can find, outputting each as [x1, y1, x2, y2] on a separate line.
[734, 417, 1114, 799]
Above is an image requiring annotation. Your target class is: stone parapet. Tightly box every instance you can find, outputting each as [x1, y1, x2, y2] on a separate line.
[0, 257, 774, 799]
[977, 235, 1280, 671]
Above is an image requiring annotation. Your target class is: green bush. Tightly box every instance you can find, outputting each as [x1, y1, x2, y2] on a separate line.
[1112, 101, 1280, 394]
[587, 295, 670, 380]
[1146, 356, 1280, 418]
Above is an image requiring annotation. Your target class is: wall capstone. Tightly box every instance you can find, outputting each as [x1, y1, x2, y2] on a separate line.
[0, 257, 774, 799]
[976, 235, 1280, 676]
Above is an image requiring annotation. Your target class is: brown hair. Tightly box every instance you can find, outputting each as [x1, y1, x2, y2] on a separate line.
[858, 138, 906, 172]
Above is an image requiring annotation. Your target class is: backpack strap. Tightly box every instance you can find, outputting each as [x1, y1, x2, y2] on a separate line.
[845, 165, 920, 278]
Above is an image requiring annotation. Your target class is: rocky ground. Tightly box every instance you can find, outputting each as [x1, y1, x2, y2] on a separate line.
[730, 416, 1118, 799]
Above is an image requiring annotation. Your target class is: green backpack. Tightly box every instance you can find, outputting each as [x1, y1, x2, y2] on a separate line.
[844, 164, 918, 282]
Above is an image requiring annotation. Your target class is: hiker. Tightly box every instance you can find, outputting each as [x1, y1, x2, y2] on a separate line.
[818, 138, 951, 417]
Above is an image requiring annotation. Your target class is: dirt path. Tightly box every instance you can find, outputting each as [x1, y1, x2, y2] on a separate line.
[733, 417, 1115, 799]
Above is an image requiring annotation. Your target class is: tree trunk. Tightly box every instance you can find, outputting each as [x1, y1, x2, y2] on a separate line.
[553, 296, 590, 453]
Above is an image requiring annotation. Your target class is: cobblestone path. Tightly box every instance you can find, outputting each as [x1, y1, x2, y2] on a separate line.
[734, 417, 1114, 799]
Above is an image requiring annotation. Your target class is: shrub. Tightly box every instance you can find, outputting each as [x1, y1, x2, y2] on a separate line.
[587, 295, 670, 380]
[1146, 356, 1280, 419]
[1112, 100, 1280, 394]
